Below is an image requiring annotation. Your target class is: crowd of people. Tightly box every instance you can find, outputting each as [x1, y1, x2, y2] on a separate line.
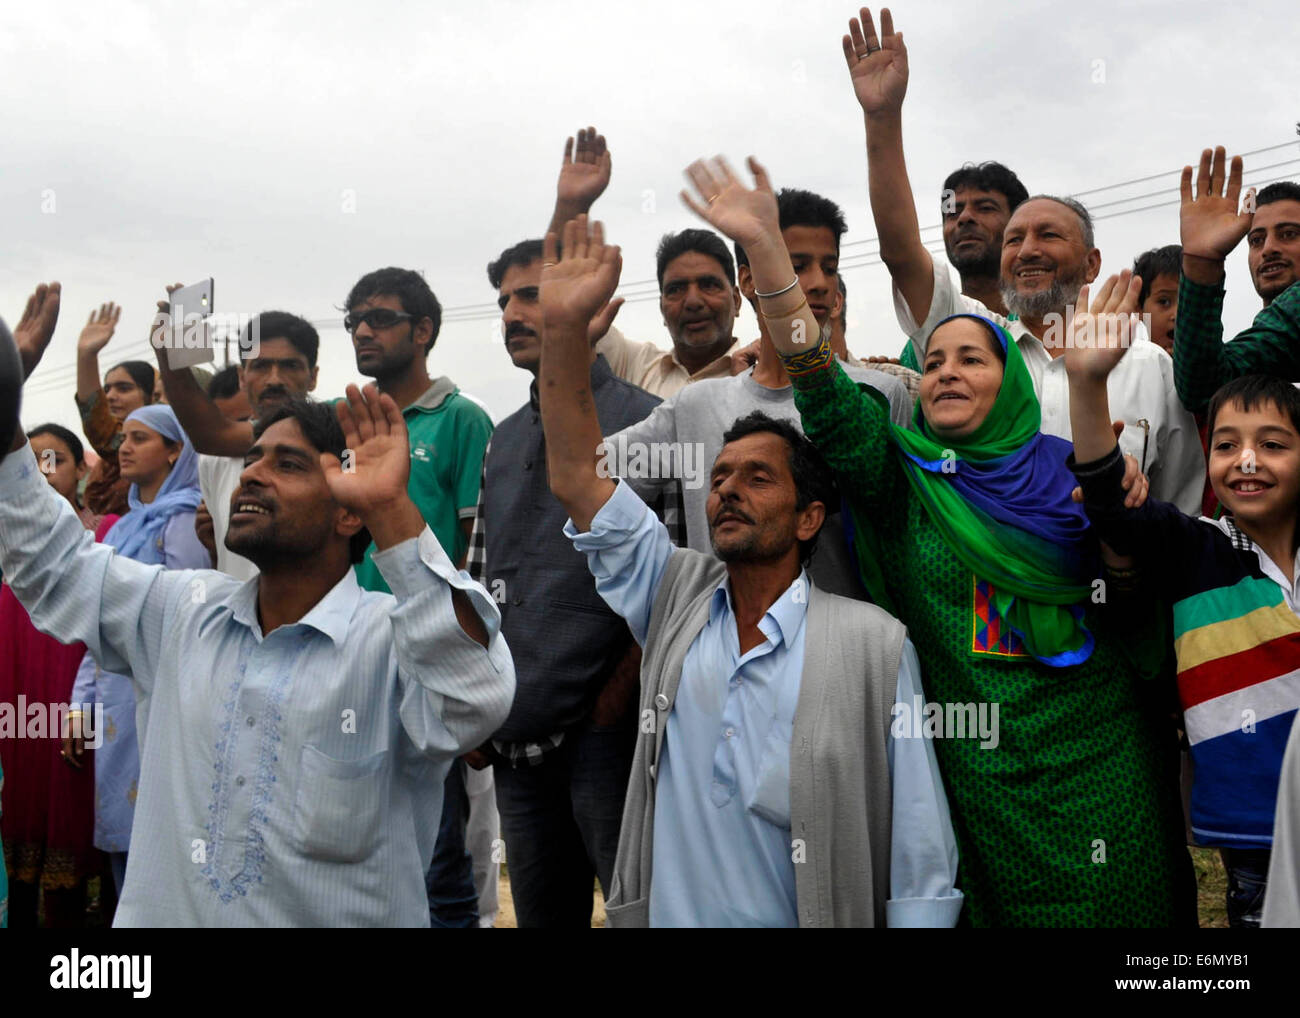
[2, 7, 1300, 928]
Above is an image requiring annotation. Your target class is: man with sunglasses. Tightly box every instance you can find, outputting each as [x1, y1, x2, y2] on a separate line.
[343, 267, 495, 930]
[343, 269, 493, 588]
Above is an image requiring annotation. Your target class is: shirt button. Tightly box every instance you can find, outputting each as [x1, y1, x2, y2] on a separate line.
[724, 727, 735, 739]
[235, 776, 246, 787]
[246, 716, 255, 727]
[511, 596, 522, 606]
[523, 459, 533, 470]
[654, 693, 670, 711]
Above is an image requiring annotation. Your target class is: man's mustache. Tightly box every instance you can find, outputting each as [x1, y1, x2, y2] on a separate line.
[712, 507, 754, 526]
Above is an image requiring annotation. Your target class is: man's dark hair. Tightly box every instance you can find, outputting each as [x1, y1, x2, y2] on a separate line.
[734, 188, 847, 269]
[719, 411, 838, 564]
[28, 422, 85, 464]
[109, 360, 156, 402]
[656, 229, 735, 288]
[344, 268, 442, 358]
[1132, 245, 1183, 306]
[253, 397, 371, 564]
[1207, 374, 1300, 443]
[1257, 182, 1300, 208]
[487, 239, 545, 290]
[208, 365, 243, 401]
[241, 311, 320, 370]
[942, 161, 1029, 215]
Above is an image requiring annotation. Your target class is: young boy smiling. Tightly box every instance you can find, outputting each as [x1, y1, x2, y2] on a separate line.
[1065, 272, 1300, 927]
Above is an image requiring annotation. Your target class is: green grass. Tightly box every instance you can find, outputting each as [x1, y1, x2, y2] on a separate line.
[1192, 847, 1229, 928]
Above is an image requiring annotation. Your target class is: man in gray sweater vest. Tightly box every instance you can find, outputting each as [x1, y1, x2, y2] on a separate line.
[537, 214, 962, 927]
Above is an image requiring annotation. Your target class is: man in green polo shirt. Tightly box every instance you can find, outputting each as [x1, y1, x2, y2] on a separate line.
[343, 267, 495, 929]
[343, 268, 493, 585]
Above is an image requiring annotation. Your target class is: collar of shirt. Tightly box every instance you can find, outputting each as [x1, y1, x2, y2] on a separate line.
[406, 376, 458, 414]
[222, 567, 362, 645]
[1209, 514, 1300, 610]
[666, 339, 739, 380]
[529, 354, 614, 412]
[1010, 324, 1051, 364]
[708, 568, 809, 653]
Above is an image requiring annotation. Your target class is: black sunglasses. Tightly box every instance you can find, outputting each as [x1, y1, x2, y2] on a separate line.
[344, 308, 414, 333]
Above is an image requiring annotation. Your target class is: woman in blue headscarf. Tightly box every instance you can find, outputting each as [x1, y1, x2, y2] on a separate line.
[66, 405, 209, 910]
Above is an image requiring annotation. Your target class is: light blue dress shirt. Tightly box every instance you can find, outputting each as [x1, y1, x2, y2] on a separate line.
[566, 480, 963, 927]
[0, 442, 515, 927]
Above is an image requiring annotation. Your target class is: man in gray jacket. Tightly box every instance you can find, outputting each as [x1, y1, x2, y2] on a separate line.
[536, 215, 962, 928]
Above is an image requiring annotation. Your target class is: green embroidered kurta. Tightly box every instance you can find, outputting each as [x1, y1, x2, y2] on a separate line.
[792, 360, 1194, 927]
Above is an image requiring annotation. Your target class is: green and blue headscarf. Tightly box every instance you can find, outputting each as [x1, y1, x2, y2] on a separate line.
[855, 314, 1095, 667]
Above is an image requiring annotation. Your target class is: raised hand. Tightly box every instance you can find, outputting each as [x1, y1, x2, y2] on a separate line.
[13, 282, 62, 381]
[1180, 147, 1253, 261]
[556, 127, 612, 211]
[322, 383, 412, 518]
[540, 215, 623, 331]
[586, 296, 624, 347]
[78, 301, 121, 361]
[148, 284, 184, 368]
[680, 155, 781, 251]
[1064, 273, 1142, 382]
[844, 7, 908, 116]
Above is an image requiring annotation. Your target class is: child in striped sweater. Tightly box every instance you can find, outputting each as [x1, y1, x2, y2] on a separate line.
[1066, 272, 1300, 927]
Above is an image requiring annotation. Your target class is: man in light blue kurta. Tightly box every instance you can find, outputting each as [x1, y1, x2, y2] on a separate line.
[0, 390, 514, 927]
[568, 478, 962, 927]
[534, 217, 961, 926]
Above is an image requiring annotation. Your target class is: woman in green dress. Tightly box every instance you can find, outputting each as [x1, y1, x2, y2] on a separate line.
[679, 155, 1193, 926]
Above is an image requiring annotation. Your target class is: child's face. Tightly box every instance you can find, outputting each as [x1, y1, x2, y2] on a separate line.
[1209, 399, 1300, 531]
[1140, 272, 1178, 355]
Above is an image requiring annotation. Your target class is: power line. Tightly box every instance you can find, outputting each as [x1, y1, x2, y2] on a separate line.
[1091, 170, 1300, 224]
[839, 138, 1299, 249]
[1083, 158, 1300, 213]
[1070, 139, 1299, 197]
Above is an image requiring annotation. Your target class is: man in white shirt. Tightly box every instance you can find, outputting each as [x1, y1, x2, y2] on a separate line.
[1, 315, 515, 925]
[595, 229, 745, 398]
[544, 127, 741, 397]
[843, 8, 1205, 513]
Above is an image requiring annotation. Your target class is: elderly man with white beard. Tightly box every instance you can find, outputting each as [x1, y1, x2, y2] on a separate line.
[846, 6, 1205, 513]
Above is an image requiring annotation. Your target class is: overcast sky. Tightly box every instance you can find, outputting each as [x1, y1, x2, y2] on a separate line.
[3, 0, 1297, 436]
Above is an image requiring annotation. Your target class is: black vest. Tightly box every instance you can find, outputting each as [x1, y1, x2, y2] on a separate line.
[485, 356, 661, 742]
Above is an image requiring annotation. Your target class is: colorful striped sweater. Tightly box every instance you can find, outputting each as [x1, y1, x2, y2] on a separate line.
[1073, 445, 1300, 849]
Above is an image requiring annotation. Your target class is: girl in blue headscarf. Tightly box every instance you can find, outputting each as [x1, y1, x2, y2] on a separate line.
[67, 405, 209, 911]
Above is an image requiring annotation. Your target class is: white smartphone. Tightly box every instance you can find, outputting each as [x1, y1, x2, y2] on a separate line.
[164, 278, 216, 369]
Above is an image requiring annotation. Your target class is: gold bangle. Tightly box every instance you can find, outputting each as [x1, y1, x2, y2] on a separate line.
[758, 295, 809, 320]
[66, 709, 85, 719]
